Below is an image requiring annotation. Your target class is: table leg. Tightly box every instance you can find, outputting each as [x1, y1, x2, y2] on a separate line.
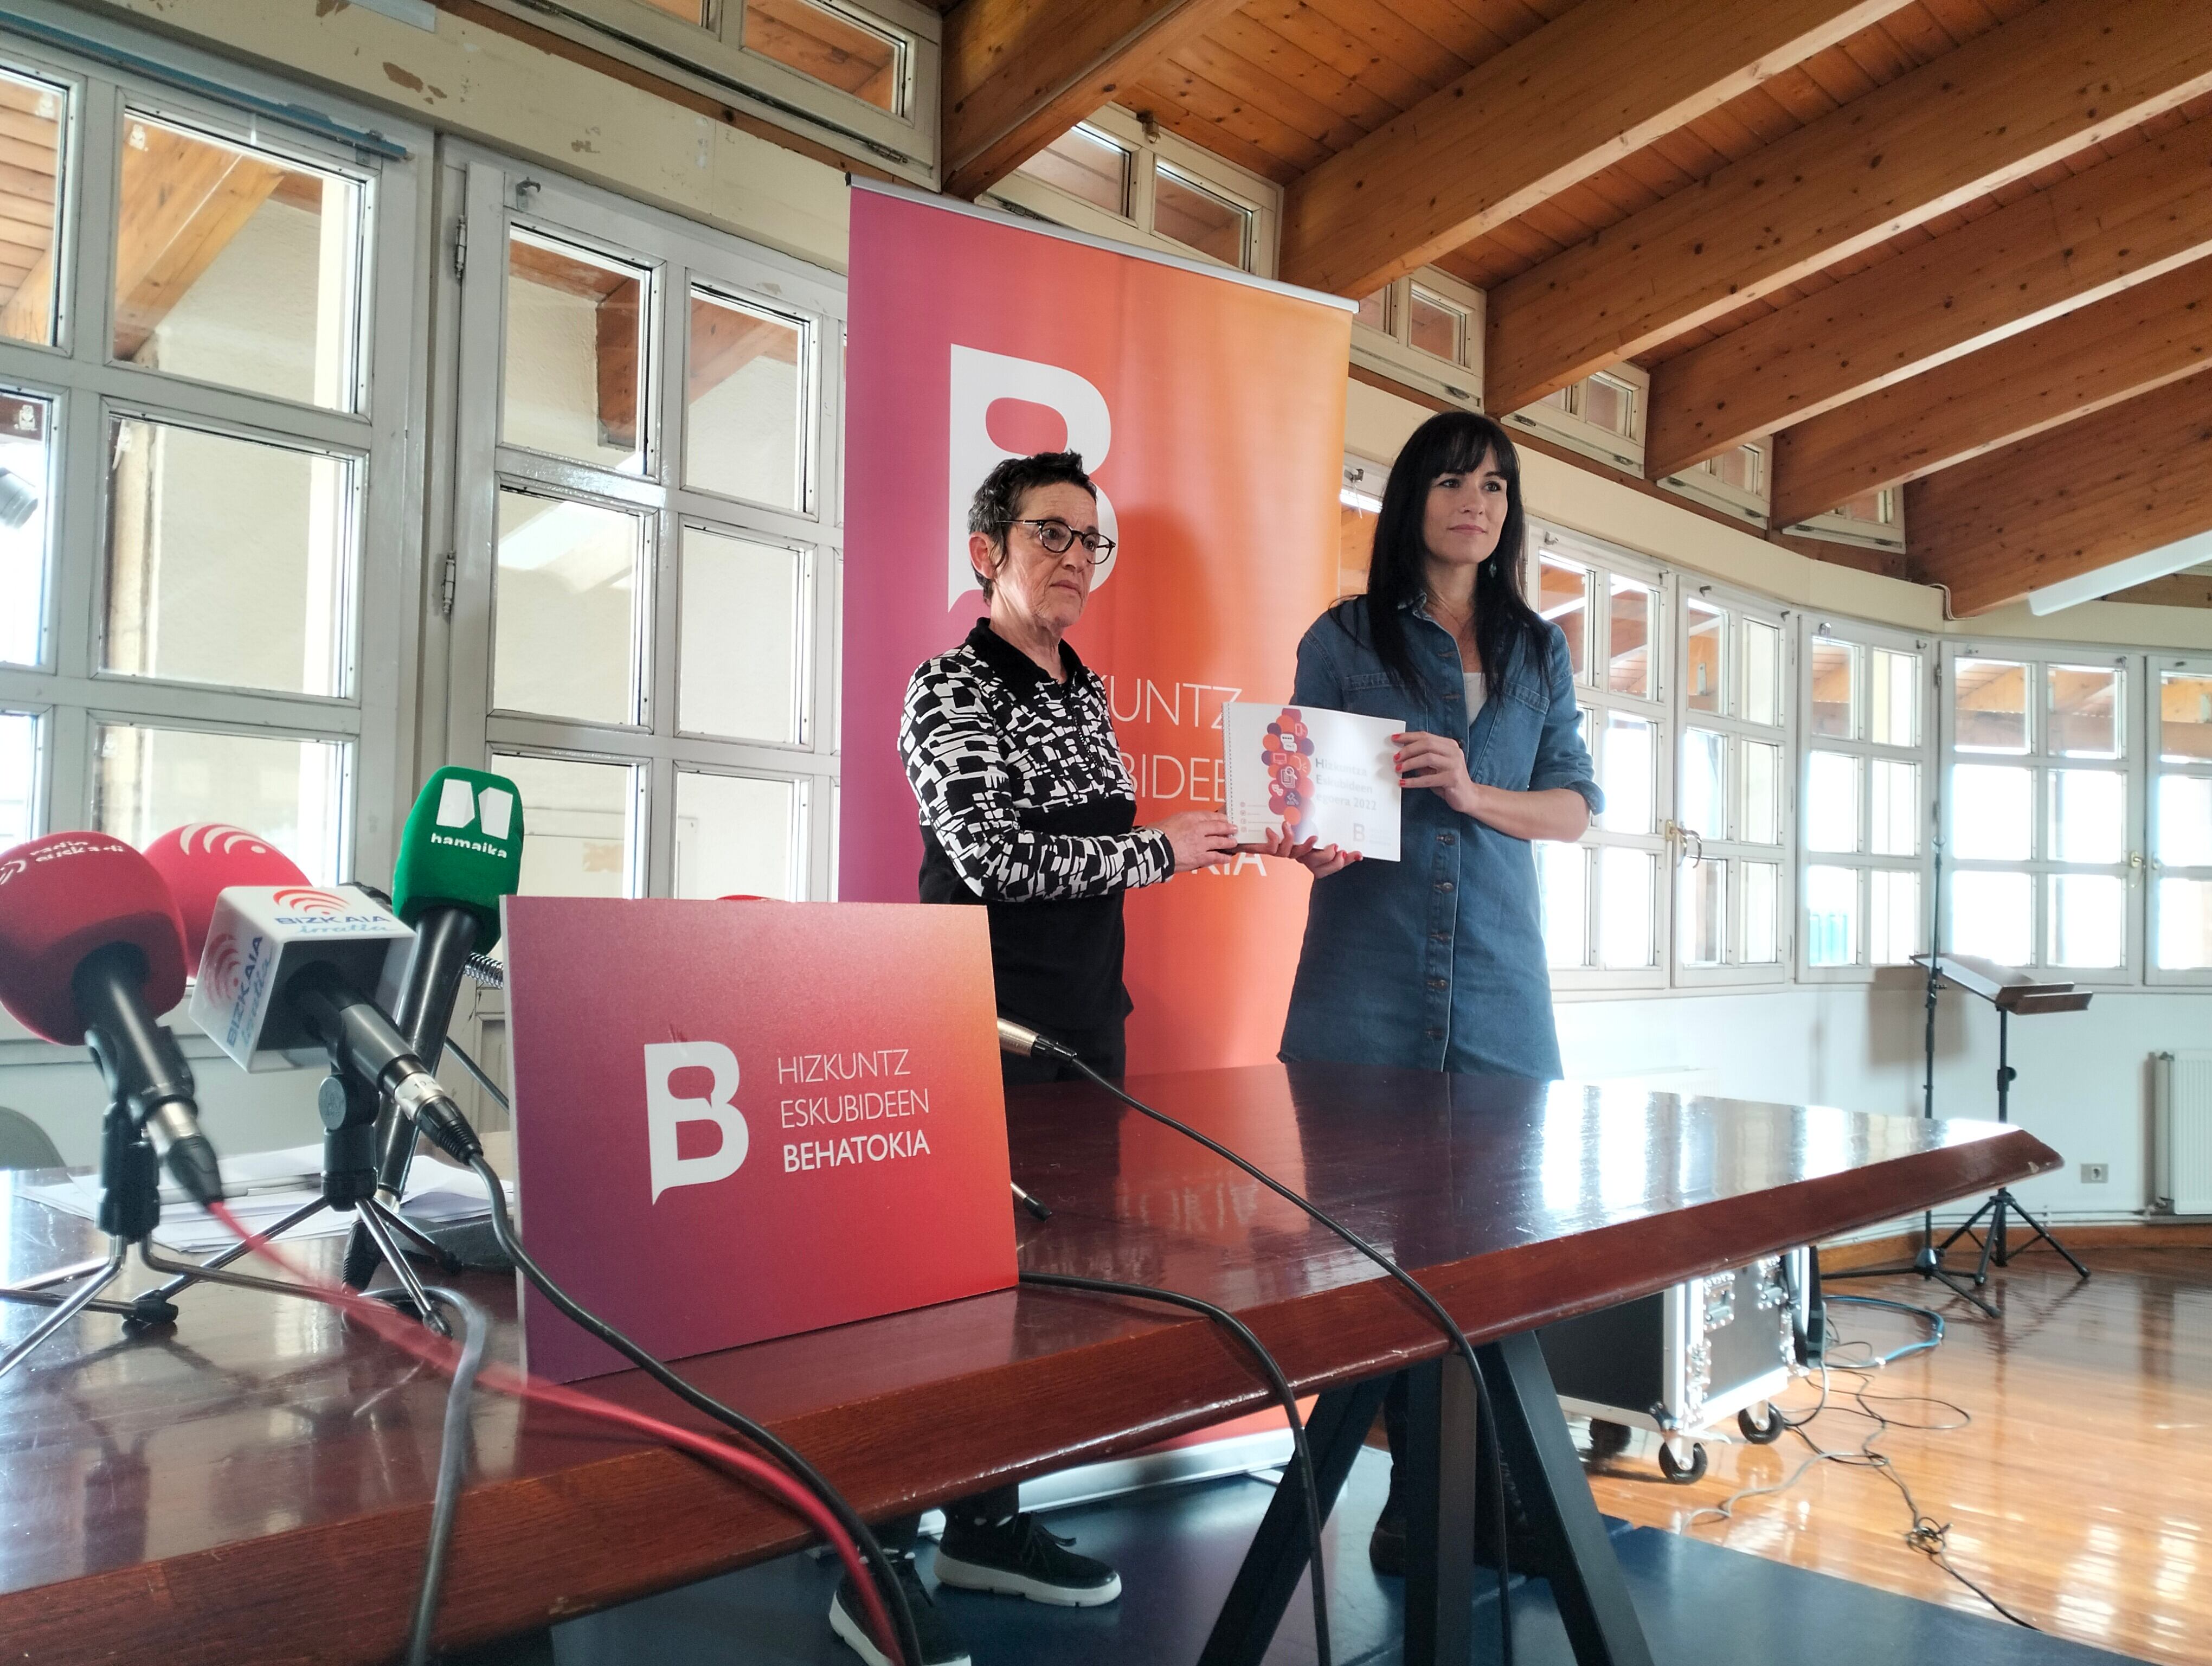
[1196, 1373, 1391, 1666]
[1404, 1354, 1478, 1666]
[1477, 1330, 1656, 1666]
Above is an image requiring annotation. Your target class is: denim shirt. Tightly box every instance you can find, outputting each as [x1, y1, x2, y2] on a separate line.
[1279, 597, 1601, 1080]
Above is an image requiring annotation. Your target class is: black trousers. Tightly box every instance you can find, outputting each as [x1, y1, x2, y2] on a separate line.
[873, 1019, 1124, 1557]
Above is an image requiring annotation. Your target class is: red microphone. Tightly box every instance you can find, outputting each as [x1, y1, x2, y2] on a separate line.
[142, 823, 305, 963]
[0, 832, 224, 1204]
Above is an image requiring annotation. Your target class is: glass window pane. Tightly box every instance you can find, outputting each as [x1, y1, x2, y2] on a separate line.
[674, 770, 806, 900]
[0, 390, 53, 667]
[679, 527, 804, 743]
[1019, 125, 1128, 215]
[1951, 764, 2032, 861]
[2048, 665, 2121, 758]
[1581, 374, 1635, 438]
[103, 416, 356, 697]
[2049, 770, 2125, 866]
[93, 722, 347, 882]
[1607, 576, 1652, 697]
[1680, 728, 1724, 839]
[0, 71, 65, 348]
[504, 230, 649, 475]
[1538, 841, 1587, 969]
[1742, 861, 1778, 964]
[1680, 856, 1724, 967]
[1711, 443, 1762, 494]
[1598, 712, 1652, 833]
[1539, 556, 1589, 681]
[1742, 741, 1779, 846]
[115, 116, 363, 411]
[1951, 870, 2031, 966]
[744, 0, 904, 113]
[493, 489, 645, 725]
[2049, 873, 2124, 969]
[2157, 877, 2212, 971]
[2158, 775, 2212, 868]
[1805, 864, 1857, 967]
[1407, 287, 1464, 363]
[1599, 846, 1654, 969]
[0, 709, 38, 846]
[1809, 638, 1857, 738]
[1869, 870, 1920, 966]
[1869, 648, 1918, 748]
[497, 752, 639, 899]
[2159, 672, 2212, 764]
[1869, 759, 1918, 857]
[1954, 658, 2028, 753]
[1354, 287, 1390, 334]
[686, 287, 806, 511]
[1154, 167, 1249, 267]
[1742, 620, 1780, 727]
[1684, 599, 1724, 713]
[1805, 752, 1860, 854]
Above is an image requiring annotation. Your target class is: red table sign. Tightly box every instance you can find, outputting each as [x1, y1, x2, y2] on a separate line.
[501, 898, 1017, 1382]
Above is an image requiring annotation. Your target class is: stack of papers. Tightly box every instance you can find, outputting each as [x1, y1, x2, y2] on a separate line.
[18, 1142, 505, 1254]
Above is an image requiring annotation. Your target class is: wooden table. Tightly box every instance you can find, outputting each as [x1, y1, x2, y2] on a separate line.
[0, 1064, 2057, 1664]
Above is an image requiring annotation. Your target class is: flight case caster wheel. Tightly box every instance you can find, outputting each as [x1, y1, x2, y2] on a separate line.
[1738, 1403, 1786, 1444]
[1586, 1418, 1634, 1461]
[1658, 1439, 1707, 1484]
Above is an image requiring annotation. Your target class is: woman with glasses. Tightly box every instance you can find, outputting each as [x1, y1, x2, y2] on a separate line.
[833, 451, 1237, 1666]
[1265, 411, 1600, 1577]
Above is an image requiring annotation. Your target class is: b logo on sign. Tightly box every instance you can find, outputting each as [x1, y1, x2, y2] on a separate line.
[947, 344, 1117, 608]
[644, 1041, 748, 1203]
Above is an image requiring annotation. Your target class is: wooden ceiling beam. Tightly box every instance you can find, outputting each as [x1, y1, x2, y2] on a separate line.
[1650, 122, 2212, 479]
[941, 0, 1248, 200]
[1771, 257, 2212, 527]
[1907, 367, 2212, 616]
[1483, 0, 2212, 419]
[1276, 0, 1901, 299]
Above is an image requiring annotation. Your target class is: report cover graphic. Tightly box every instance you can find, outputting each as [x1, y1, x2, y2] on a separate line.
[1223, 702, 1402, 861]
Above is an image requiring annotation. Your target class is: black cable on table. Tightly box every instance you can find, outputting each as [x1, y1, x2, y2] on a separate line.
[406, 1285, 490, 1666]
[1052, 1054, 1514, 1666]
[465, 1155, 926, 1666]
[1017, 1270, 1333, 1666]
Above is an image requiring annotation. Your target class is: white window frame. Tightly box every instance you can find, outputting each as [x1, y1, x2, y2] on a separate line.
[1658, 437, 1771, 530]
[1785, 483, 1906, 553]
[438, 142, 846, 907]
[1504, 362, 1650, 476]
[1939, 640, 2145, 986]
[1529, 523, 1671, 994]
[1796, 614, 1935, 984]
[476, 0, 942, 185]
[1674, 580, 1794, 988]
[1349, 266, 1484, 412]
[2149, 651, 2212, 986]
[0, 21, 428, 883]
[985, 106, 1281, 279]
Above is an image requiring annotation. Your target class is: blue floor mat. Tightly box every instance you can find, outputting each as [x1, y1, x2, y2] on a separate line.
[550, 1446, 2142, 1665]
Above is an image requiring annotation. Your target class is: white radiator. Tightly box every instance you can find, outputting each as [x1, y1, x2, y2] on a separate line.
[2155, 1052, 2212, 1216]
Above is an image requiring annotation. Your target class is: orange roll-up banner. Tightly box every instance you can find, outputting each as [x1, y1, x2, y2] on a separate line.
[842, 184, 1351, 1072]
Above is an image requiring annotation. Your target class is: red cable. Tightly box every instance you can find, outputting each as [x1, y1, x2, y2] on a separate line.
[205, 1202, 905, 1664]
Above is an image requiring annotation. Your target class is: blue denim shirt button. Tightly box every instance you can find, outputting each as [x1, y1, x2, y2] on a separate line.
[1438, 831, 1455, 843]
[1427, 977, 1447, 990]
[1435, 880, 1455, 892]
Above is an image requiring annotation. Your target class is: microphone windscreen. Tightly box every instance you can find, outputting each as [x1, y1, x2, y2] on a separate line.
[392, 767, 524, 949]
[143, 824, 308, 963]
[0, 832, 188, 1043]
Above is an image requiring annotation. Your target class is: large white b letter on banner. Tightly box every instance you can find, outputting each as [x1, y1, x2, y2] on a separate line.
[644, 1040, 748, 1202]
[947, 343, 1118, 606]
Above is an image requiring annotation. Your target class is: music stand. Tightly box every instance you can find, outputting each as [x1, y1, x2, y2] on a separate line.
[1919, 951, 2093, 1285]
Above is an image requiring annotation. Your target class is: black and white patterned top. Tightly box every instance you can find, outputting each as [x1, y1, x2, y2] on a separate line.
[899, 620, 1173, 1038]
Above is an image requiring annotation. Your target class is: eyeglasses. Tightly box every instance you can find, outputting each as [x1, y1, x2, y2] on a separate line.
[1000, 517, 1116, 558]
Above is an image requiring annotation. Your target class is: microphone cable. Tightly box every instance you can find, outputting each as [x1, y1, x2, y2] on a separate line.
[1010, 1026, 1515, 1665]
[405, 1284, 490, 1666]
[1015, 1270, 1332, 1666]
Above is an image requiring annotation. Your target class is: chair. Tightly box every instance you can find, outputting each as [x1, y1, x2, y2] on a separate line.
[0, 1105, 64, 1171]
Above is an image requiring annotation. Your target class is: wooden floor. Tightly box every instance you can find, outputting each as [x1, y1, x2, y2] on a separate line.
[1579, 1246, 2212, 1666]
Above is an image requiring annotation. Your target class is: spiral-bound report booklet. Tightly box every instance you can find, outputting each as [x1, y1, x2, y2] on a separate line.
[1223, 702, 1403, 861]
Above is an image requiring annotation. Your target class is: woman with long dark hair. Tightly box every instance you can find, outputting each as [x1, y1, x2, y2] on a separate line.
[1266, 412, 1602, 1573]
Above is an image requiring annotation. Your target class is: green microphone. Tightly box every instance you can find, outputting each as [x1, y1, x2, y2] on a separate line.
[345, 766, 524, 1290]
